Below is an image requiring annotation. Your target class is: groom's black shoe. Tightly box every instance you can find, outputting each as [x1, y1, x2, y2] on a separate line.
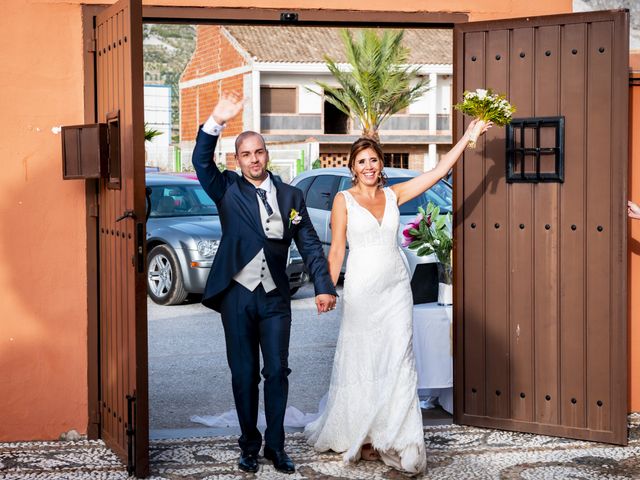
[263, 446, 295, 474]
[238, 451, 259, 473]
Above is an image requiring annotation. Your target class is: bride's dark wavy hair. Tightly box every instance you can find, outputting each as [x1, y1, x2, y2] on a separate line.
[347, 137, 387, 188]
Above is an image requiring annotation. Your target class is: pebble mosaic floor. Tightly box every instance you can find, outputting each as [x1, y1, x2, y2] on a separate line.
[2, 414, 639, 479]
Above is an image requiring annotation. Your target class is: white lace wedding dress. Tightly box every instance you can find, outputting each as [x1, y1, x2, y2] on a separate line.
[304, 187, 427, 475]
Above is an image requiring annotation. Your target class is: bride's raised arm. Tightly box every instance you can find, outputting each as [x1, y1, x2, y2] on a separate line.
[390, 119, 492, 206]
[327, 192, 348, 287]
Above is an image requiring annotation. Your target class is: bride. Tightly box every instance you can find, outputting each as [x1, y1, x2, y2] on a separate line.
[304, 119, 491, 475]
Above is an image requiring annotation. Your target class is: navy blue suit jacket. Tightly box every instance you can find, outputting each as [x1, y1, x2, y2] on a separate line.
[192, 128, 337, 312]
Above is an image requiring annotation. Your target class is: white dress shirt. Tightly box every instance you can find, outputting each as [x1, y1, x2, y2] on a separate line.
[202, 115, 284, 293]
[202, 116, 226, 136]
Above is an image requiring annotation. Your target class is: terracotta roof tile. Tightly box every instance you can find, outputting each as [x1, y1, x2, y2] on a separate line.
[223, 26, 452, 64]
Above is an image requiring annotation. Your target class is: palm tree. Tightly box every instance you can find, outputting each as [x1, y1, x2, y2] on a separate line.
[315, 29, 430, 142]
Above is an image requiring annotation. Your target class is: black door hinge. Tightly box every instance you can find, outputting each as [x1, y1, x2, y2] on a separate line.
[126, 393, 136, 475]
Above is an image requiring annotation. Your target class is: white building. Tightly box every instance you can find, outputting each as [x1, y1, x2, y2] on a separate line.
[180, 26, 453, 182]
[144, 84, 173, 171]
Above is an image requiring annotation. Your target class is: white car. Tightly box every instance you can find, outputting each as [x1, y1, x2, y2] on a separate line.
[290, 167, 452, 304]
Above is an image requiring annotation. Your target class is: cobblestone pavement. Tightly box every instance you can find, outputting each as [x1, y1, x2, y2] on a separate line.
[2, 416, 639, 479]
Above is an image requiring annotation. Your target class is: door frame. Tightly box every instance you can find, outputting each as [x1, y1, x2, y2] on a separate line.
[81, 3, 469, 442]
[81, 3, 104, 440]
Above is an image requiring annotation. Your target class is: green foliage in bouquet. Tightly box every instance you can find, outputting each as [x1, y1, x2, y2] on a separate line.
[453, 88, 515, 126]
[402, 201, 452, 268]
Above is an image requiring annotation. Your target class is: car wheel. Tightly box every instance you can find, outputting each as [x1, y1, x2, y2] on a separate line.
[147, 245, 188, 305]
[289, 287, 300, 296]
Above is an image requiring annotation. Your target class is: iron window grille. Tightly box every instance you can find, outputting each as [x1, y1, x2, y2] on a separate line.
[506, 116, 564, 183]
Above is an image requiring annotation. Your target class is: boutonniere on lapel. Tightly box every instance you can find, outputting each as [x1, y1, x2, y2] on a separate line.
[288, 208, 302, 228]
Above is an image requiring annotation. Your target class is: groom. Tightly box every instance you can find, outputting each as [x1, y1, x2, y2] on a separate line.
[192, 92, 337, 474]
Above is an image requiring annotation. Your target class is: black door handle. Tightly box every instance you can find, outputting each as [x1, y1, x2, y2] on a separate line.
[116, 210, 137, 222]
[145, 187, 152, 221]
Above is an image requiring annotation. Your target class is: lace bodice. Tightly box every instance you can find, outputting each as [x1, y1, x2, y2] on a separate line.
[339, 187, 400, 251]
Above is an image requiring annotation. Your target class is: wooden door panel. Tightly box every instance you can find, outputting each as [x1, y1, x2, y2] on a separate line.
[454, 10, 628, 445]
[585, 20, 613, 433]
[484, 28, 510, 420]
[95, 0, 148, 475]
[461, 31, 486, 417]
[533, 25, 561, 426]
[559, 22, 588, 429]
[507, 27, 535, 423]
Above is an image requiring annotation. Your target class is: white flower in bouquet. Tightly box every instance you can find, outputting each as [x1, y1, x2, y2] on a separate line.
[454, 88, 516, 148]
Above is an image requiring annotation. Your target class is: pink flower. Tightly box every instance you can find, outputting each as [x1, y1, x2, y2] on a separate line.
[402, 213, 423, 247]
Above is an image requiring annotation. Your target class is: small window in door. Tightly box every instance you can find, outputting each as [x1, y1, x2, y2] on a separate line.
[106, 111, 121, 189]
[306, 175, 339, 210]
[506, 117, 564, 183]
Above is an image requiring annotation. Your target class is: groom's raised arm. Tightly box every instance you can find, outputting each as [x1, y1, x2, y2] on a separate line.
[193, 92, 244, 203]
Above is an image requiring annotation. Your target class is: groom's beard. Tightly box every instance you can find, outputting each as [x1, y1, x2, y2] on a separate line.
[245, 169, 268, 182]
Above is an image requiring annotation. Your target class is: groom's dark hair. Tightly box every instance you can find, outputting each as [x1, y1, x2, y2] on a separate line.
[348, 137, 387, 187]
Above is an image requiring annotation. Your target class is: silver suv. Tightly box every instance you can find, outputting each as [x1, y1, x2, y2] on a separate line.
[290, 167, 452, 304]
[145, 174, 307, 305]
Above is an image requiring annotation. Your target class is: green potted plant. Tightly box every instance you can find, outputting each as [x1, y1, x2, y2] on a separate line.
[402, 201, 453, 305]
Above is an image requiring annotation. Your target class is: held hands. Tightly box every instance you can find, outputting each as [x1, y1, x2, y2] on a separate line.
[628, 201, 640, 220]
[211, 92, 244, 125]
[315, 294, 337, 314]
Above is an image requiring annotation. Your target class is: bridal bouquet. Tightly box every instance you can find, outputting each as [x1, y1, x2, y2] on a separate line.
[402, 202, 452, 284]
[454, 88, 516, 148]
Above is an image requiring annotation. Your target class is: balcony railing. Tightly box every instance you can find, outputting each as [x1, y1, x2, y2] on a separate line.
[261, 114, 321, 131]
[260, 113, 452, 136]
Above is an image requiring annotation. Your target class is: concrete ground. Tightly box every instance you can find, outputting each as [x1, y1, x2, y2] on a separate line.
[147, 282, 451, 439]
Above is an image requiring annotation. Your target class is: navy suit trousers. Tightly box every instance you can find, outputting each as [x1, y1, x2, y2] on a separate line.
[219, 281, 292, 453]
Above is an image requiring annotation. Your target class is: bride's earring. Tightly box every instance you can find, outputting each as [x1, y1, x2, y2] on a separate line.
[352, 173, 358, 184]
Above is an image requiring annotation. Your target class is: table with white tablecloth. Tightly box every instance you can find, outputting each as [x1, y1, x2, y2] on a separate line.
[412, 303, 453, 414]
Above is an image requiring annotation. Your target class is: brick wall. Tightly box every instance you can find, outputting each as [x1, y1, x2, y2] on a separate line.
[320, 152, 349, 168]
[180, 26, 248, 142]
[408, 152, 424, 171]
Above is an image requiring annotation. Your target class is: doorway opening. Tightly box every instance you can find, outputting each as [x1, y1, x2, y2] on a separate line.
[141, 21, 456, 439]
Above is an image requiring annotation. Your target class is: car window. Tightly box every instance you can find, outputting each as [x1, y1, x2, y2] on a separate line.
[306, 175, 339, 211]
[148, 184, 219, 218]
[386, 177, 452, 214]
[293, 176, 314, 197]
[338, 176, 352, 192]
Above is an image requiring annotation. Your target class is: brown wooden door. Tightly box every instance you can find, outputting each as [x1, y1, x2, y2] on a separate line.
[95, 0, 148, 475]
[453, 10, 629, 444]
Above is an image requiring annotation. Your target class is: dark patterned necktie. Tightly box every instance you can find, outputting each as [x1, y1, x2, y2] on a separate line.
[255, 188, 273, 216]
